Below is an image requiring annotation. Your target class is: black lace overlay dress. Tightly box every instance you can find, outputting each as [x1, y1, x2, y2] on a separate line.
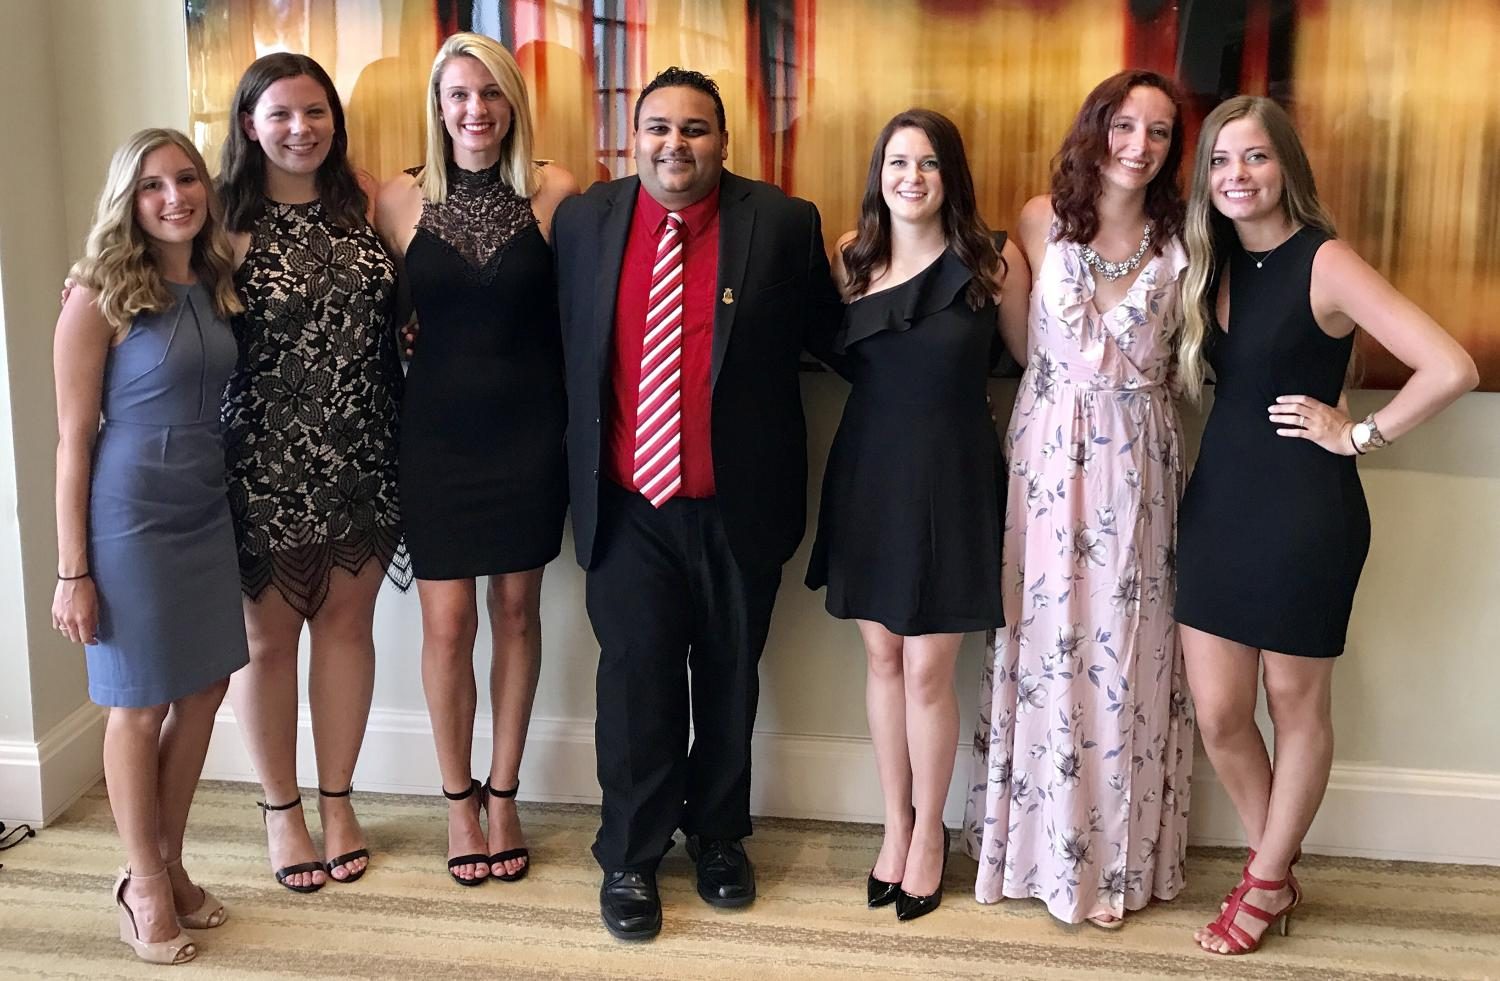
[398, 162, 566, 579]
[224, 199, 411, 617]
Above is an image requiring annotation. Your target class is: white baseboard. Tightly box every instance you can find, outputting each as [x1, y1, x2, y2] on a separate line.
[1188, 759, 1500, 865]
[201, 709, 1500, 866]
[0, 701, 106, 826]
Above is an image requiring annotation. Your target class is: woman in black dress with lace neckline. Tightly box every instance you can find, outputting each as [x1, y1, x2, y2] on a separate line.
[1174, 96, 1476, 956]
[374, 32, 577, 887]
[219, 53, 409, 894]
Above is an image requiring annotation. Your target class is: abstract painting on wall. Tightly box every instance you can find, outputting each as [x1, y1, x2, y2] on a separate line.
[186, 0, 1500, 388]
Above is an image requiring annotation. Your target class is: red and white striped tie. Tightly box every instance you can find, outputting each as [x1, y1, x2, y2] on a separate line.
[633, 212, 685, 508]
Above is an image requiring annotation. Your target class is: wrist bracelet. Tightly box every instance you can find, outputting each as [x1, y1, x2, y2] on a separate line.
[1348, 428, 1366, 455]
[57, 570, 90, 581]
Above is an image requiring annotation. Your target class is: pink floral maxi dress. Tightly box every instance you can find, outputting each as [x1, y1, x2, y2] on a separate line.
[962, 233, 1195, 923]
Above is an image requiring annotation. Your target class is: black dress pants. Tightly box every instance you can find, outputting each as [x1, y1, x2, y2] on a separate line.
[586, 481, 781, 872]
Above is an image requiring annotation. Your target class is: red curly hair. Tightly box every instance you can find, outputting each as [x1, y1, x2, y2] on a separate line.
[1050, 69, 1185, 254]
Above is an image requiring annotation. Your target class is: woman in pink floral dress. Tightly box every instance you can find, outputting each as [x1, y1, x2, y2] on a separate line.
[962, 70, 1196, 928]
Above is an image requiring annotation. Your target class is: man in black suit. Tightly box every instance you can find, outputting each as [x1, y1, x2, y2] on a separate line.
[551, 66, 839, 940]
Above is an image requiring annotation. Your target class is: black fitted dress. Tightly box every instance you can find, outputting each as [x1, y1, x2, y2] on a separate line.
[399, 163, 567, 579]
[806, 247, 1006, 636]
[1175, 227, 1370, 657]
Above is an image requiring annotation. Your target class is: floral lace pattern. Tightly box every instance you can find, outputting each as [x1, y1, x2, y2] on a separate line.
[409, 162, 537, 275]
[224, 199, 411, 616]
[962, 233, 1195, 924]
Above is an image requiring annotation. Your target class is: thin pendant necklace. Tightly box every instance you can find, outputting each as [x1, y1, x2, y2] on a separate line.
[1080, 222, 1153, 281]
[1243, 229, 1296, 269]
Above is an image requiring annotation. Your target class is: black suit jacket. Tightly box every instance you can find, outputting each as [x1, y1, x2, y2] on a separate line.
[553, 170, 840, 572]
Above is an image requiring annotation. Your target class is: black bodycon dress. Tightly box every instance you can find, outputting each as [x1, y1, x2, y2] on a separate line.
[1175, 227, 1370, 658]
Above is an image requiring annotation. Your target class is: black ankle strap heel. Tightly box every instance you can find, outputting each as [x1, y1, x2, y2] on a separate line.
[316, 786, 369, 883]
[256, 796, 324, 894]
[482, 780, 530, 883]
[443, 779, 490, 887]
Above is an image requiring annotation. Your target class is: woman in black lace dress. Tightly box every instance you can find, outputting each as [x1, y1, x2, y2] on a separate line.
[374, 33, 576, 886]
[219, 53, 409, 892]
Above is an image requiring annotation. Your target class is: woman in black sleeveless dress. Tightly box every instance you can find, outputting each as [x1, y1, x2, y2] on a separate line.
[806, 109, 1026, 921]
[219, 53, 409, 893]
[1173, 97, 1476, 956]
[374, 33, 576, 886]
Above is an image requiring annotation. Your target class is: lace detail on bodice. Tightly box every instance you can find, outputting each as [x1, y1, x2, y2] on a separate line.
[411, 162, 536, 271]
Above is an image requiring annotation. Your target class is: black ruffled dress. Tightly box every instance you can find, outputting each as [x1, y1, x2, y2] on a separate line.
[806, 247, 1006, 636]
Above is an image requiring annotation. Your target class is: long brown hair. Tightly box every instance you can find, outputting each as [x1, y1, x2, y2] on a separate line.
[1050, 69, 1186, 253]
[218, 52, 367, 232]
[1177, 96, 1339, 400]
[841, 109, 1000, 309]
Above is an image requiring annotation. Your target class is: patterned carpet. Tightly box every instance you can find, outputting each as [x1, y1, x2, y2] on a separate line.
[1, 781, 1496, 979]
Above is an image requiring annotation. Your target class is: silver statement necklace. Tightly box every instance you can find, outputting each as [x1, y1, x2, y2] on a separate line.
[1080, 222, 1153, 281]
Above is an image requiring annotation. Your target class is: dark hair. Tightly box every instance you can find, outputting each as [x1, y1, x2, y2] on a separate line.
[218, 52, 367, 232]
[1050, 69, 1185, 254]
[633, 66, 727, 132]
[841, 109, 1001, 310]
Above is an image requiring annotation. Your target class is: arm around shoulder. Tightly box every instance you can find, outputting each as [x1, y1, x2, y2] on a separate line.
[532, 163, 582, 243]
[997, 235, 1031, 364]
[1016, 195, 1055, 270]
[373, 172, 422, 258]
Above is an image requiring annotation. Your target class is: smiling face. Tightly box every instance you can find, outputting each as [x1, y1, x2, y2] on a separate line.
[134, 143, 208, 252]
[241, 73, 335, 179]
[438, 54, 512, 168]
[633, 85, 727, 210]
[880, 126, 944, 227]
[1100, 85, 1176, 193]
[1209, 116, 1286, 224]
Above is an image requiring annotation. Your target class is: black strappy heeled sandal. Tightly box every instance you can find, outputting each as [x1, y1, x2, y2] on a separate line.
[443, 779, 490, 887]
[318, 786, 370, 884]
[257, 797, 325, 893]
[483, 779, 530, 882]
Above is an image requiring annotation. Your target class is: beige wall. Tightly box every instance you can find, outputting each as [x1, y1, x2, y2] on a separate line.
[0, 0, 81, 746]
[2, 2, 1495, 836]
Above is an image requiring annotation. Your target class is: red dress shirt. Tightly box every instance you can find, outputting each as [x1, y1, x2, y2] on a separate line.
[606, 183, 720, 498]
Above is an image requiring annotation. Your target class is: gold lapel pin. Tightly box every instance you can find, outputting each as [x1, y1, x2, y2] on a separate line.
[721, 288, 734, 305]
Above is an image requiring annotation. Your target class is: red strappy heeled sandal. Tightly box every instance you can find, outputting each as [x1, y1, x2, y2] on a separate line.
[1200, 866, 1301, 955]
[1221, 847, 1302, 911]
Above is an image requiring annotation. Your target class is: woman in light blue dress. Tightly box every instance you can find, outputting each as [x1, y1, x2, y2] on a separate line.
[52, 128, 247, 965]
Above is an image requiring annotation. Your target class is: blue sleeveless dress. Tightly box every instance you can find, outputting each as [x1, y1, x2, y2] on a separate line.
[85, 282, 249, 706]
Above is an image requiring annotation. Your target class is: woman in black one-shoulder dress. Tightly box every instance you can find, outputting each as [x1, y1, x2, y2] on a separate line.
[375, 32, 577, 887]
[806, 109, 1027, 922]
[1172, 97, 1476, 957]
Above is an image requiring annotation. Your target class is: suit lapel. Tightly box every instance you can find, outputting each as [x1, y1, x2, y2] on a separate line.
[712, 172, 755, 391]
[593, 177, 639, 379]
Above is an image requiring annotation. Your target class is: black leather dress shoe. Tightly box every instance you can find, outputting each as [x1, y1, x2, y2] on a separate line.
[685, 836, 755, 908]
[599, 871, 662, 940]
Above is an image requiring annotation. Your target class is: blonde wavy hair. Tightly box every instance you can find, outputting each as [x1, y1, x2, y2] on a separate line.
[1177, 96, 1336, 400]
[420, 32, 539, 203]
[70, 128, 242, 340]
